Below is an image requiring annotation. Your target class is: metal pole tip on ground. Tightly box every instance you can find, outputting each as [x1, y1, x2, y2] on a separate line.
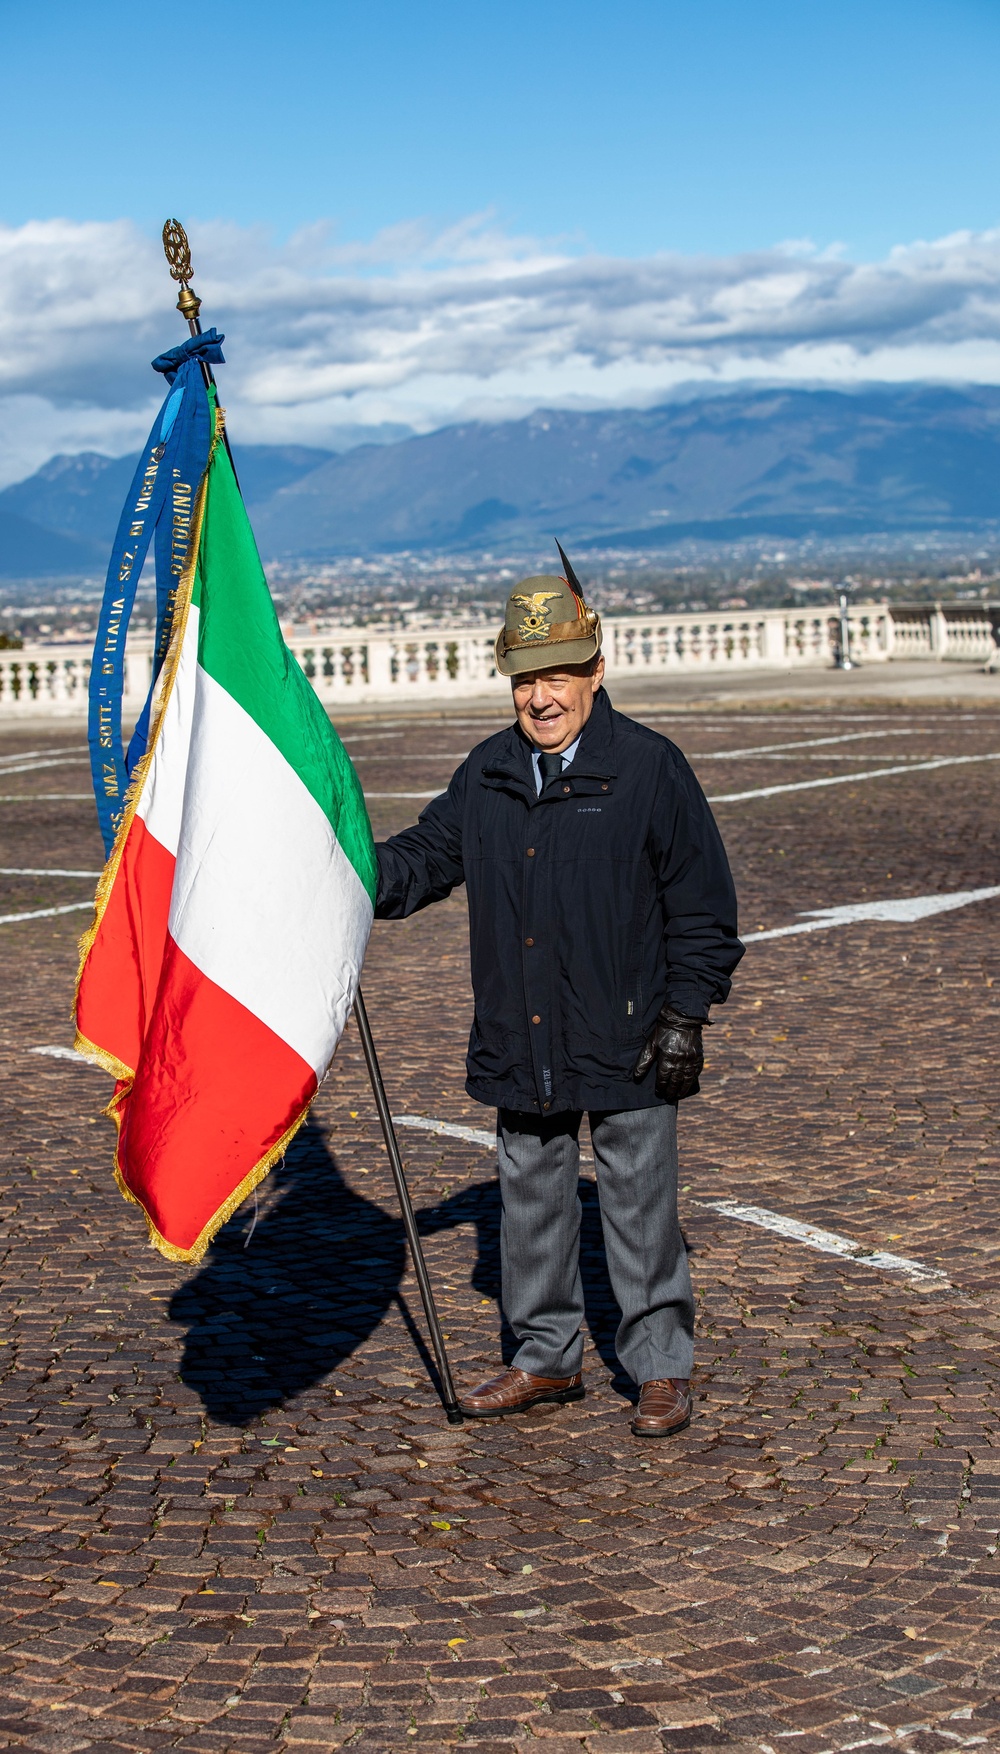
[352, 988, 464, 1424]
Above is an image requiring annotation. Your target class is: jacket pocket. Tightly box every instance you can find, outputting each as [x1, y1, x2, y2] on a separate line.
[467, 1015, 522, 1084]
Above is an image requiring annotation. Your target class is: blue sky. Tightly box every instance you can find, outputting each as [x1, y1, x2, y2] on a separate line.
[3, 0, 999, 258]
[3, 0, 1000, 482]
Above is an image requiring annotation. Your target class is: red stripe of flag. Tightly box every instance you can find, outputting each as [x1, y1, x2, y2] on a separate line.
[117, 939, 316, 1253]
[76, 817, 175, 1074]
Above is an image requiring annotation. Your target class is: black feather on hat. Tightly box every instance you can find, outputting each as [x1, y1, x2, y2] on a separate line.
[555, 539, 585, 598]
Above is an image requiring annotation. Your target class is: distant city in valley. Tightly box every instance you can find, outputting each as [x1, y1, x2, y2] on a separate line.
[3, 383, 1000, 644]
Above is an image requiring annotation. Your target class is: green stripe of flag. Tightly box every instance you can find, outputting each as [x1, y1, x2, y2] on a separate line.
[191, 436, 377, 903]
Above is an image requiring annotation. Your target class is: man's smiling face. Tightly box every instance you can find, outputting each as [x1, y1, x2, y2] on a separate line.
[511, 654, 605, 754]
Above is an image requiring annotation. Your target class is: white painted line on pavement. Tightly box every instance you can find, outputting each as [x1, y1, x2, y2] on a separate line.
[30, 1045, 94, 1064]
[0, 757, 88, 776]
[391, 1115, 949, 1286]
[745, 751, 937, 763]
[339, 731, 407, 742]
[366, 791, 445, 800]
[0, 746, 82, 768]
[698, 729, 922, 759]
[0, 901, 92, 926]
[696, 1200, 950, 1288]
[393, 1114, 495, 1148]
[345, 718, 505, 733]
[643, 711, 931, 719]
[0, 867, 101, 878]
[0, 794, 92, 802]
[708, 750, 1000, 803]
[744, 885, 1000, 942]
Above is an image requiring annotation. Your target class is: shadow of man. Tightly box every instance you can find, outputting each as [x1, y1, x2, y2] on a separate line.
[170, 1123, 629, 1425]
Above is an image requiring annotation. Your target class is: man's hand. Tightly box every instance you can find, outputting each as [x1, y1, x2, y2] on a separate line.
[633, 1005, 706, 1102]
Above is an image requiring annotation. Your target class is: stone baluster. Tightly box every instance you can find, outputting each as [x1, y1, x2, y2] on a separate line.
[929, 605, 948, 660]
[763, 615, 787, 667]
[365, 639, 393, 693]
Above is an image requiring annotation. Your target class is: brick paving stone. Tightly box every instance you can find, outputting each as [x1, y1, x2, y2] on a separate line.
[0, 704, 998, 1749]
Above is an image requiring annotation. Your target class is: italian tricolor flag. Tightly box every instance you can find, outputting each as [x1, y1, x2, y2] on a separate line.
[75, 403, 376, 1262]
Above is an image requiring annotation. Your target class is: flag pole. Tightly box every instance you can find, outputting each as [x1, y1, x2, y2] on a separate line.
[351, 991, 464, 1422]
[160, 220, 464, 1425]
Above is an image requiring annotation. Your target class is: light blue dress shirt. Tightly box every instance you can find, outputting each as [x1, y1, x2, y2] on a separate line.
[531, 734, 582, 795]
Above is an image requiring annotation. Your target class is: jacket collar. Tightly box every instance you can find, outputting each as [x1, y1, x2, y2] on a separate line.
[564, 687, 617, 780]
[481, 687, 618, 791]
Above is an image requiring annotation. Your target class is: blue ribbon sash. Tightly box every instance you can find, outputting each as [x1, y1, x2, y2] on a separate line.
[88, 330, 224, 856]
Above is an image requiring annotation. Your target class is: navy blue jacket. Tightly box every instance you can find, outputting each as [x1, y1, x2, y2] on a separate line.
[374, 688, 743, 1115]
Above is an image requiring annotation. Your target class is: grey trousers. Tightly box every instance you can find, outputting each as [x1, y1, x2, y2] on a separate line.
[496, 1106, 695, 1385]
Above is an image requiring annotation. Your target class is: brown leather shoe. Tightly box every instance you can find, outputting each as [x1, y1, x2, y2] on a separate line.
[460, 1366, 584, 1419]
[630, 1378, 693, 1438]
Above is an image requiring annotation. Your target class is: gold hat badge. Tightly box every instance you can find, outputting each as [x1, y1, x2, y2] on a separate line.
[512, 590, 562, 642]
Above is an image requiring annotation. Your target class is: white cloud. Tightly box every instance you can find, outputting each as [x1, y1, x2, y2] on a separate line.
[4, 214, 1000, 485]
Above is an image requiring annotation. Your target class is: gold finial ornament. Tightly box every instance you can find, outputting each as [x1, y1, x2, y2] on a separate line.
[162, 218, 193, 283]
[161, 218, 202, 329]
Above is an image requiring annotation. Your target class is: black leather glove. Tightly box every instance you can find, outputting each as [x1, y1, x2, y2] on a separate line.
[633, 1005, 707, 1102]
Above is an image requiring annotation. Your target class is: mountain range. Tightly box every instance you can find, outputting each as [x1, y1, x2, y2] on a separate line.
[3, 384, 1000, 577]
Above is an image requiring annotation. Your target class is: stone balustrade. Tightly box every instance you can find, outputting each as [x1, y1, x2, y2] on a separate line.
[0, 601, 996, 718]
[886, 604, 999, 664]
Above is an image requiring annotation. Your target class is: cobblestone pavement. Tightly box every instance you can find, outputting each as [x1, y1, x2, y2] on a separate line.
[0, 698, 998, 1753]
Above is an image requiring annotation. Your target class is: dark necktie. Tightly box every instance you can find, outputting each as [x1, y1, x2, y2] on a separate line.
[538, 751, 564, 787]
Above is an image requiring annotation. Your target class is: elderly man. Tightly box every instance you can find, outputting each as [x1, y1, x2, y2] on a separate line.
[375, 551, 742, 1437]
